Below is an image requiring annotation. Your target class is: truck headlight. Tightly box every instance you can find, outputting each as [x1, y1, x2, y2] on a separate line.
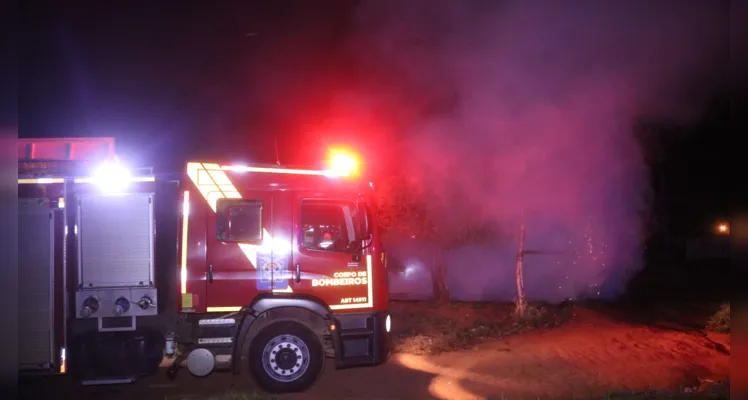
[385, 314, 391, 333]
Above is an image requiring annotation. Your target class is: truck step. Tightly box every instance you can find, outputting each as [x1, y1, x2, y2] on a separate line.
[195, 314, 238, 340]
[198, 318, 236, 326]
[340, 328, 374, 338]
[195, 317, 238, 349]
[197, 337, 233, 345]
[80, 377, 137, 386]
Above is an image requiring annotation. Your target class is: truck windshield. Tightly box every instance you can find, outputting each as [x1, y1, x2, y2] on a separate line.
[301, 200, 360, 253]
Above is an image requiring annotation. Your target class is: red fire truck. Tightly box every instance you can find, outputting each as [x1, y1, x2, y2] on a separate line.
[17, 138, 391, 393]
[169, 153, 391, 392]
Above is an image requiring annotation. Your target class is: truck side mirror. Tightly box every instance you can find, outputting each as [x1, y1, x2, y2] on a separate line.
[356, 202, 373, 242]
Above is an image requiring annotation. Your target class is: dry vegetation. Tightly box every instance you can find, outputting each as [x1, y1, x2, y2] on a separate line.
[706, 303, 730, 334]
[390, 300, 575, 355]
[603, 382, 730, 399]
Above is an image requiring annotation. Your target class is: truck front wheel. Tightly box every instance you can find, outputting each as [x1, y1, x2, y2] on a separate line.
[248, 321, 324, 393]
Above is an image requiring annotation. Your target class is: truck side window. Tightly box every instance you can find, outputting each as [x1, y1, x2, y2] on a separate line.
[216, 198, 263, 242]
[301, 200, 359, 253]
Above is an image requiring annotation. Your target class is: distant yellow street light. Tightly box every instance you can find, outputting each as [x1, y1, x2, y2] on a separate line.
[716, 222, 730, 235]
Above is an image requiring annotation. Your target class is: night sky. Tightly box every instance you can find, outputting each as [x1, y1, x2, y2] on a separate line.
[18, 0, 734, 245]
[20, 1, 356, 171]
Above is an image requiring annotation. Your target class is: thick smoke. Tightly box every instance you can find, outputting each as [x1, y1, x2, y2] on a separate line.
[337, 0, 727, 301]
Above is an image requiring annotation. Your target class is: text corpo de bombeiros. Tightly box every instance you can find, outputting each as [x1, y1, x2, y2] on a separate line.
[312, 271, 368, 287]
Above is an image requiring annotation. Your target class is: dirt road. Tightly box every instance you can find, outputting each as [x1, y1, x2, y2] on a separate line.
[19, 307, 729, 400]
[298, 308, 729, 399]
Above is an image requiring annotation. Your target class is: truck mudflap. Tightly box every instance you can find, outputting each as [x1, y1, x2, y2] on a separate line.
[331, 311, 391, 369]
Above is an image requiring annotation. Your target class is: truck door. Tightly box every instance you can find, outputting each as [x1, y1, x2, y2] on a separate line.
[18, 198, 55, 370]
[206, 191, 293, 310]
[290, 194, 371, 311]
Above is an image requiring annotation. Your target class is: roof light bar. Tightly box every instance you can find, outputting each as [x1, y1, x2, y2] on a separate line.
[221, 165, 349, 177]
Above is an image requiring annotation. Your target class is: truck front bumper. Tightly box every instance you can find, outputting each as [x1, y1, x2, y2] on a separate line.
[331, 310, 392, 369]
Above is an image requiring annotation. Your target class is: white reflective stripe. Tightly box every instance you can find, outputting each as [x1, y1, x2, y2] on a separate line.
[60, 347, 67, 373]
[186, 162, 294, 289]
[367, 254, 374, 306]
[221, 165, 348, 177]
[206, 306, 242, 312]
[187, 162, 300, 297]
[18, 178, 64, 184]
[198, 318, 236, 326]
[180, 191, 190, 295]
[19, 177, 152, 184]
[187, 162, 237, 213]
[198, 337, 233, 344]
[74, 176, 154, 183]
[329, 254, 375, 310]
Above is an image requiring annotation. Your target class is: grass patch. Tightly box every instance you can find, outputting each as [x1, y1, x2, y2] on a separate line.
[513, 304, 567, 328]
[391, 300, 574, 355]
[603, 379, 730, 400]
[604, 387, 729, 399]
[604, 393, 728, 399]
[706, 303, 730, 333]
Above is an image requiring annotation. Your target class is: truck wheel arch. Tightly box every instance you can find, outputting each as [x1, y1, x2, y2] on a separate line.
[232, 295, 334, 375]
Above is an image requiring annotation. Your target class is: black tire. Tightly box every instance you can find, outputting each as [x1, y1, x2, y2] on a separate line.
[248, 321, 324, 393]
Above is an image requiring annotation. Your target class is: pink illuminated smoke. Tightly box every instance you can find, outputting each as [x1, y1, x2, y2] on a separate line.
[333, 0, 727, 301]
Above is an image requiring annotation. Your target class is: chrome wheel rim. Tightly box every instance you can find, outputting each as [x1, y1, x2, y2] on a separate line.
[261, 334, 310, 382]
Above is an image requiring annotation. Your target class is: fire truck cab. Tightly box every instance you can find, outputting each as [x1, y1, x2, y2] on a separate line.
[172, 158, 391, 392]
